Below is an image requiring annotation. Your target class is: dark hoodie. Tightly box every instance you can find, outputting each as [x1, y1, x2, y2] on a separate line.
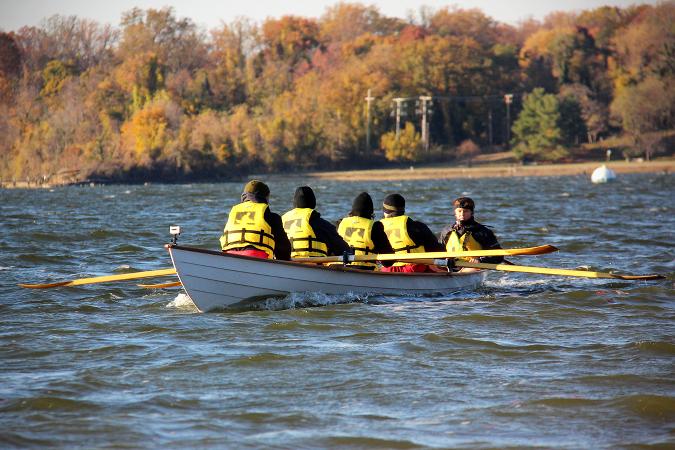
[439, 217, 503, 264]
[380, 193, 445, 253]
[291, 186, 349, 257]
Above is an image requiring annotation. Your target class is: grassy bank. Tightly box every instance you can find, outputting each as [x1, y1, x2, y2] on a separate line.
[302, 159, 674, 182]
[2, 159, 672, 189]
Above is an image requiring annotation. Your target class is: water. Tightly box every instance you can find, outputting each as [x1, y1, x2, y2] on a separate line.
[1, 174, 673, 448]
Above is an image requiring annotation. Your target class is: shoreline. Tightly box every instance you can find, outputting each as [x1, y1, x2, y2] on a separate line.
[302, 159, 673, 181]
[2, 159, 672, 189]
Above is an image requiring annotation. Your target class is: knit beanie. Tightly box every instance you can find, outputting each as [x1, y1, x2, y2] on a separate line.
[293, 186, 316, 209]
[383, 193, 405, 214]
[350, 192, 374, 218]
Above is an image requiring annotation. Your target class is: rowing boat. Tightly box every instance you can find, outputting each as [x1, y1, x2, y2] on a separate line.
[166, 245, 486, 312]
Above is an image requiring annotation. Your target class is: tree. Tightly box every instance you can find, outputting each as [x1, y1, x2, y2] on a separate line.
[0, 32, 22, 102]
[319, 3, 398, 43]
[208, 18, 256, 109]
[610, 76, 674, 137]
[511, 88, 568, 161]
[456, 139, 481, 163]
[380, 122, 422, 162]
[559, 83, 608, 143]
[611, 3, 674, 83]
[558, 94, 586, 145]
[260, 16, 320, 66]
[40, 59, 75, 98]
[118, 7, 206, 73]
[120, 98, 180, 165]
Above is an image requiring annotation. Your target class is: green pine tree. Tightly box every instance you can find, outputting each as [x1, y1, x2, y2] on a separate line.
[511, 88, 569, 161]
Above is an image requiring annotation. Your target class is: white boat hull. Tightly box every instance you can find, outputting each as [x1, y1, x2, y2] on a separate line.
[167, 245, 486, 312]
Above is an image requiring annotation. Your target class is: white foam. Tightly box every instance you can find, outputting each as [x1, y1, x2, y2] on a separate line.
[260, 291, 366, 310]
[165, 292, 199, 311]
[484, 276, 550, 288]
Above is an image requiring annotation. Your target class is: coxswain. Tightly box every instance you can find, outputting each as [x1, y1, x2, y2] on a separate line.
[379, 193, 444, 272]
[439, 197, 503, 268]
[336, 192, 394, 270]
[219, 180, 291, 260]
[282, 186, 349, 258]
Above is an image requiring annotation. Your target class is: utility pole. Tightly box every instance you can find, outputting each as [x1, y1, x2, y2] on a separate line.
[419, 95, 432, 154]
[364, 89, 374, 152]
[392, 97, 405, 141]
[504, 94, 513, 148]
[488, 107, 493, 146]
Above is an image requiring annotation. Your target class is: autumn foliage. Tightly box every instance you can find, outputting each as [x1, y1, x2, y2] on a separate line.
[0, 2, 673, 183]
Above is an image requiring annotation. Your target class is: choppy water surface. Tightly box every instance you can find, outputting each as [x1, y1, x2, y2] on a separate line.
[1, 173, 673, 448]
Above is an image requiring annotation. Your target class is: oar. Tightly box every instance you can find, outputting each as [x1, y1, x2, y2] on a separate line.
[19, 268, 177, 289]
[292, 244, 558, 264]
[454, 261, 665, 280]
[137, 281, 183, 289]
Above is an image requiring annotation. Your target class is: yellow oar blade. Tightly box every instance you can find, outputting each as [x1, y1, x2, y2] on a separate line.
[19, 268, 177, 289]
[292, 244, 558, 264]
[137, 281, 183, 289]
[455, 261, 664, 280]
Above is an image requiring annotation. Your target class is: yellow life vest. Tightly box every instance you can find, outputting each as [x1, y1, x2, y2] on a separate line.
[338, 216, 376, 268]
[282, 208, 328, 258]
[446, 230, 482, 260]
[220, 201, 275, 258]
[380, 215, 425, 266]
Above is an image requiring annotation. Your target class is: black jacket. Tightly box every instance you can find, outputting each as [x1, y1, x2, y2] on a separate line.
[309, 211, 350, 256]
[380, 214, 445, 253]
[439, 218, 503, 264]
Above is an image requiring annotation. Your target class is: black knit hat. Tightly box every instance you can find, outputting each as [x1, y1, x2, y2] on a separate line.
[453, 197, 475, 211]
[293, 186, 316, 208]
[351, 192, 374, 218]
[383, 193, 405, 213]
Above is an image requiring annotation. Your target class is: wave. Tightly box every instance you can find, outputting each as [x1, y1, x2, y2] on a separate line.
[521, 394, 675, 420]
[0, 396, 101, 413]
[317, 435, 417, 448]
[16, 253, 69, 264]
[631, 340, 675, 356]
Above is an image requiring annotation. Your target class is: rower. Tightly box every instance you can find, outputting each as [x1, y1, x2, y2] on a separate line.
[379, 193, 444, 272]
[282, 186, 349, 258]
[336, 192, 394, 270]
[439, 197, 503, 268]
[219, 180, 291, 260]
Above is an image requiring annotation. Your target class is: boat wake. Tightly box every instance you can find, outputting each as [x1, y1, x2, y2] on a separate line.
[164, 291, 368, 312]
[256, 291, 369, 310]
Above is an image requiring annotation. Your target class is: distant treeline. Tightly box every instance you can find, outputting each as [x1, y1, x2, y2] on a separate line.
[0, 2, 673, 183]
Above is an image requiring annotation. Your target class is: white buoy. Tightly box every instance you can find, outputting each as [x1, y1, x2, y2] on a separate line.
[591, 164, 617, 183]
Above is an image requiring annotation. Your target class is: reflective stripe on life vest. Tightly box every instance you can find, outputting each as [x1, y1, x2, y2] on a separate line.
[338, 216, 376, 268]
[380, 215, 425, 266]
[220, 201, 275, 259]
[282, 208, 328, 258]
[446, 230, 483, 260]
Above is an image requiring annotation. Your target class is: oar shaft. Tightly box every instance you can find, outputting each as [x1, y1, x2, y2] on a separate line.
[455, 261, 664, 280]
[292, 244, 557, 264]
[20, 268, 177, 289]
